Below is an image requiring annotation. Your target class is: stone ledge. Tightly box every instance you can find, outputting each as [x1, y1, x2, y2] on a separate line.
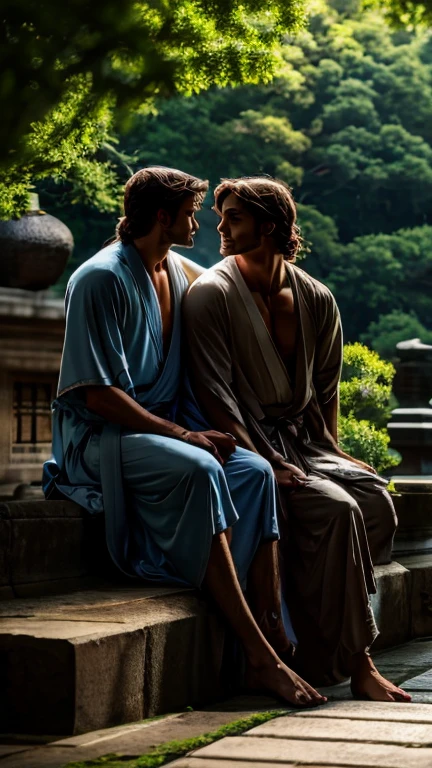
[0, 500, 112, 597]
[0, 586, 226, 735]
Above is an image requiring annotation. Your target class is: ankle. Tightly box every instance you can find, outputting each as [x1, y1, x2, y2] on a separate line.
[245, 646, 280, 672]
[351, 650, 374, 678]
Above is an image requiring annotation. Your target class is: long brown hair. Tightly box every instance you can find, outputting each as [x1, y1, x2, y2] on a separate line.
[214, 176, 302, 261]
[115, 166, 208, 244]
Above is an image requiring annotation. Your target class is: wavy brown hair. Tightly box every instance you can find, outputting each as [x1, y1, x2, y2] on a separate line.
[116, 166, 208, 244]
[214, 176, 302, 261]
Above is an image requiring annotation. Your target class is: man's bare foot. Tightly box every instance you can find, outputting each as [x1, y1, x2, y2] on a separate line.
[246, 655, 327, 708]
[351, 652, 412, 702]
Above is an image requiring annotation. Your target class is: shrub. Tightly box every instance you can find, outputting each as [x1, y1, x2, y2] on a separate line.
[339, 343, 400, 473]
[338, 415, 400, 474]
[340, 342, 396, 427]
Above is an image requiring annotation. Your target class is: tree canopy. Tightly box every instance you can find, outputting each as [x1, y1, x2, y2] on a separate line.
[0, 0, 306, 217]
[84, 0, 430, 352]
[4, 0, 432, 361]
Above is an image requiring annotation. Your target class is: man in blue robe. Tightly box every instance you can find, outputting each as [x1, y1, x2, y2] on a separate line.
[43, 166, 325, 707]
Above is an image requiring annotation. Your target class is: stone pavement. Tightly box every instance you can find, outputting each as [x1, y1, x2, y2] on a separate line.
[2, 637, 432, 768]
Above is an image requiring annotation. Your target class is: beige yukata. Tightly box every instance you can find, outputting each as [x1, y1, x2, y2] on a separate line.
[184, 256, 397, 686]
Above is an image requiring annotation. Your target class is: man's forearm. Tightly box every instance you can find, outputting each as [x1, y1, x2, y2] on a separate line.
[320, 392, 339, 444]
[194, 388, 257, 452]
[85, 386, 186, 439]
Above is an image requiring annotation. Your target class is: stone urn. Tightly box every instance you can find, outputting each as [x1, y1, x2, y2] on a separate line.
[0, 194, 74, 291]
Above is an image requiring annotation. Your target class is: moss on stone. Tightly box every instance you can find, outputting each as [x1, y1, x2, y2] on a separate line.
[62, 709, 287, 768]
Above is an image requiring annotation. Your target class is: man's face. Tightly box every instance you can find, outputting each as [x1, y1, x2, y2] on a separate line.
[164, 194, 200, 249]
[217, 192, 261, 257]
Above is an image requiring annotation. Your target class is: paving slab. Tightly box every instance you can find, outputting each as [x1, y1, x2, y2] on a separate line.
[173, 763, 358, 768]
[292, 699, 432, 723]
[402, 668, 432, 690]
[0, 747, 28, 758]
[191, 735, 432, 767]
[172, 763, 343, 768]
[247, 715, 432, 745]
[371, 637, 432, 684]
[0, 707, 283, 768]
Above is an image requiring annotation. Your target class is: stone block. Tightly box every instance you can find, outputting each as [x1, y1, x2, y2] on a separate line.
[194, 735, 432, 767]
[143, 609, 225, 718]
[397, 554, 432, 637]
[371, 562, 411, 649]
[392, 492, 432, 556]
[0, 500, 114, 597]
[247, 715, 432, 745]
[10, 517, 87, 586]
[0, 588, 226, 735]
[0, 633, 75, 734]
[3, 500, 84, 520]
[74, 628, 146, 734]
[295, 699, 432, 723]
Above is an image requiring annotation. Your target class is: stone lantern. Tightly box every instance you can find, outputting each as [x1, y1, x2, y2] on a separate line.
[0, 194, 74, 291]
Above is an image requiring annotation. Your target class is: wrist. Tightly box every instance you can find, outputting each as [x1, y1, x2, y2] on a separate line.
[176, 428, 191, 442]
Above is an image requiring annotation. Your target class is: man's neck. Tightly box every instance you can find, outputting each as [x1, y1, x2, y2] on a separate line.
[133, 236, 171, 275]
[235, 249, 286, 296]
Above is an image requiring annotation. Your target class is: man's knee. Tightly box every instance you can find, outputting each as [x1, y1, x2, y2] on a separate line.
[236, 451, 274, 483]
[187, 450, 224, 483]
[332, 495, 362, 523]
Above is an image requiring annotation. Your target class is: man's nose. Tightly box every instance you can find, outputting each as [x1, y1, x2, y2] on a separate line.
[193, 217, 200, 232]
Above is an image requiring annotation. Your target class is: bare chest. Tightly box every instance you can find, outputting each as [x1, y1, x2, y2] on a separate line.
[251, 286, 297, 365]
[151, 271, 173, 356]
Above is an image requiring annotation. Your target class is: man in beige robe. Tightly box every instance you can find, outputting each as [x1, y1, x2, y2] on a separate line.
[183, 176, 411, 702]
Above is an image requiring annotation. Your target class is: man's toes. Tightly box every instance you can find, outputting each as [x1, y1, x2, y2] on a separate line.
[295, 689, 311, 706]
[305, 683, 326, 704]
[393, 689, 411, 702]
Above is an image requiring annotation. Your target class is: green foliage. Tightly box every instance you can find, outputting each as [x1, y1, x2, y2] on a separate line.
[90, 0, 432, 346]
[0, 77, 117, 218]
[366, 1, 432, 27]
[338, 414, 400, 473]
[340, 342, 395, 426]
[330, 226, 432, 339]
[0, 0, 307, 217]
[62, 709, 287, 768]
[360, 310, 432, 360]
[338, 343, 400, 473]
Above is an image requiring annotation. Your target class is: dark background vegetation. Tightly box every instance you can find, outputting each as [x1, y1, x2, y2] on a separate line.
[2, 0, 432, 360]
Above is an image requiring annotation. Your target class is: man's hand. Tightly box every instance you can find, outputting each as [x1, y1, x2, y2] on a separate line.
[274, 461, 308, 488]
[335, 447, 377, 475]
[182, 430, 236, 465]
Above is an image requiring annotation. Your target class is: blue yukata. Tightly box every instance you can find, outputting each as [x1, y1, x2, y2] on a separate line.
[43, 242, 279, 589]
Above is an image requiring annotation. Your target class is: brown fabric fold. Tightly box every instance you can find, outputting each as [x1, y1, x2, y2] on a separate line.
[184, 257, 397, 684]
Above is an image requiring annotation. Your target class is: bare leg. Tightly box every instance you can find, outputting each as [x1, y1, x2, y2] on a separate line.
[351, 652, 412, 702]
[204, 533, 326, 707]
[247, 541, 292, 658]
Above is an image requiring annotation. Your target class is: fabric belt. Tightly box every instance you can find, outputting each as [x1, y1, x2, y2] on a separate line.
[99, 422, 136, 578]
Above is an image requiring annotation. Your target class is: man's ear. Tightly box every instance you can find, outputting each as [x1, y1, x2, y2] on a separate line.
[157, 209, 172, 228]
[261, 221, 275, 236]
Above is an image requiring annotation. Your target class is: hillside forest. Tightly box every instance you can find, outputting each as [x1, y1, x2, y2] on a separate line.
[34, 0, 432, 361]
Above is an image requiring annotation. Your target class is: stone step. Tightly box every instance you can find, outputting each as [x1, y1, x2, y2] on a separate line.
[2, 556, 432, 737]
[0, 499, 112, 600]
[0, 585, 227, 736]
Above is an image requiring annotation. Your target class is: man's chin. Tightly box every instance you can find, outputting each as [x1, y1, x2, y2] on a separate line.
[220, 246, 235, 257]
[174, 238, 195, 249]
